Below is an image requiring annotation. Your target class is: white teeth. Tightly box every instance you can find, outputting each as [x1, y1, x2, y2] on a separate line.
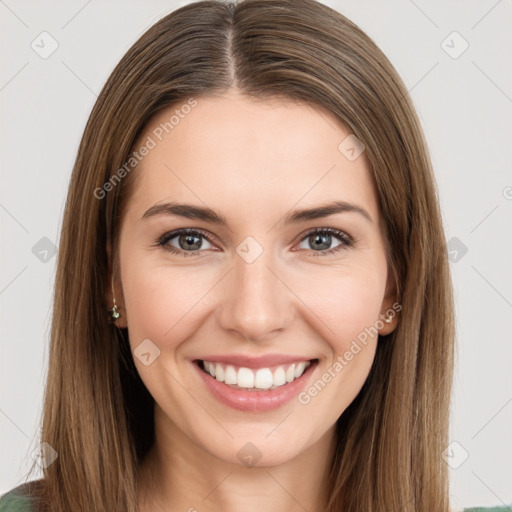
[254, 368, 273, 390]
[201, 360, 312, 390]
[215, 363, 225, 382]
[286, 364, 295, 383]
[237, 367, 254, 388]
[225, 365, 237, 385]
[294, 361, 307, 378]
[273, 366, 286, 386]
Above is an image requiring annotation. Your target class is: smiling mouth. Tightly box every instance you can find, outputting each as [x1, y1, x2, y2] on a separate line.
[195, 359, 318, 391]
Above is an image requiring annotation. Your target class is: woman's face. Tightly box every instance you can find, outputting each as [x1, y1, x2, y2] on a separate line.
[112, 89, 397, 467]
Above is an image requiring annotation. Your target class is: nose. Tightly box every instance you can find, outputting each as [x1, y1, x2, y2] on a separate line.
[216, 248, 295, 342]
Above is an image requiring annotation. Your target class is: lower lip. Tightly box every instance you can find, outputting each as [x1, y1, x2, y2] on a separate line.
[193, 360, 318, 412]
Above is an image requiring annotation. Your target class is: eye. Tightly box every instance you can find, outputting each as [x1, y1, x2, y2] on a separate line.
[296, 228, 354, 257]
[154, 228, 215, 256]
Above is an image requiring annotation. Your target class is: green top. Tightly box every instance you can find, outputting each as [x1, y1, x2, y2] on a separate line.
[1, 482, 511, 511]
[0, 490, 34, 512]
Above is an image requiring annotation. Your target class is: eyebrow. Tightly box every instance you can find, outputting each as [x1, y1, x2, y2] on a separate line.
[141, 200, 373, 226]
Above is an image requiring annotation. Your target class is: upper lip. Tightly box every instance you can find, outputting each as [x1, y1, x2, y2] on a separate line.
[194, 354, 316, 369]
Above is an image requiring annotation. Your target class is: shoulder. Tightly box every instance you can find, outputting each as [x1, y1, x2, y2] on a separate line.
[0, 480, 43, 512]
[0, 490, 33, 512]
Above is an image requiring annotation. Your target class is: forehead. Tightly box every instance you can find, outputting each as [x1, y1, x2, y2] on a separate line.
[124, 91, 379, 227]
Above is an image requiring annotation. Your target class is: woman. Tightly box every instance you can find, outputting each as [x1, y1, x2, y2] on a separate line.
[1, 0, 507, 511]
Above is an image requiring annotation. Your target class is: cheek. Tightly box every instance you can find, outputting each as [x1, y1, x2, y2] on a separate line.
[120, 252, 218, 352]
[119, 258, 217, 412]
[294, 262, 387, 350]
[123, 264, 198, 345]
[294, 269, 385, 414]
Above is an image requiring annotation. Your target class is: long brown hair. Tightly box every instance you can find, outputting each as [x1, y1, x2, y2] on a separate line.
[18, 0, 454, 510]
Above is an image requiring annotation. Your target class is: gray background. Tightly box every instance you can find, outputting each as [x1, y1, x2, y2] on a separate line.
[1, 0, 511, 509]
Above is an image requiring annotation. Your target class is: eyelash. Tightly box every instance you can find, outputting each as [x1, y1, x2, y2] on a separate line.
[153, 227, 355, 258]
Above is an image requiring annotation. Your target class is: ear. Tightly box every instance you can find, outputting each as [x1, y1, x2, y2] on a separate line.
[377, 269, 400, 336]
[106, 241, 128, 328]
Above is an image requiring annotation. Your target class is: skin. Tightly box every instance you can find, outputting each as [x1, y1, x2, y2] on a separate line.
[106, 88, 398, 512]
